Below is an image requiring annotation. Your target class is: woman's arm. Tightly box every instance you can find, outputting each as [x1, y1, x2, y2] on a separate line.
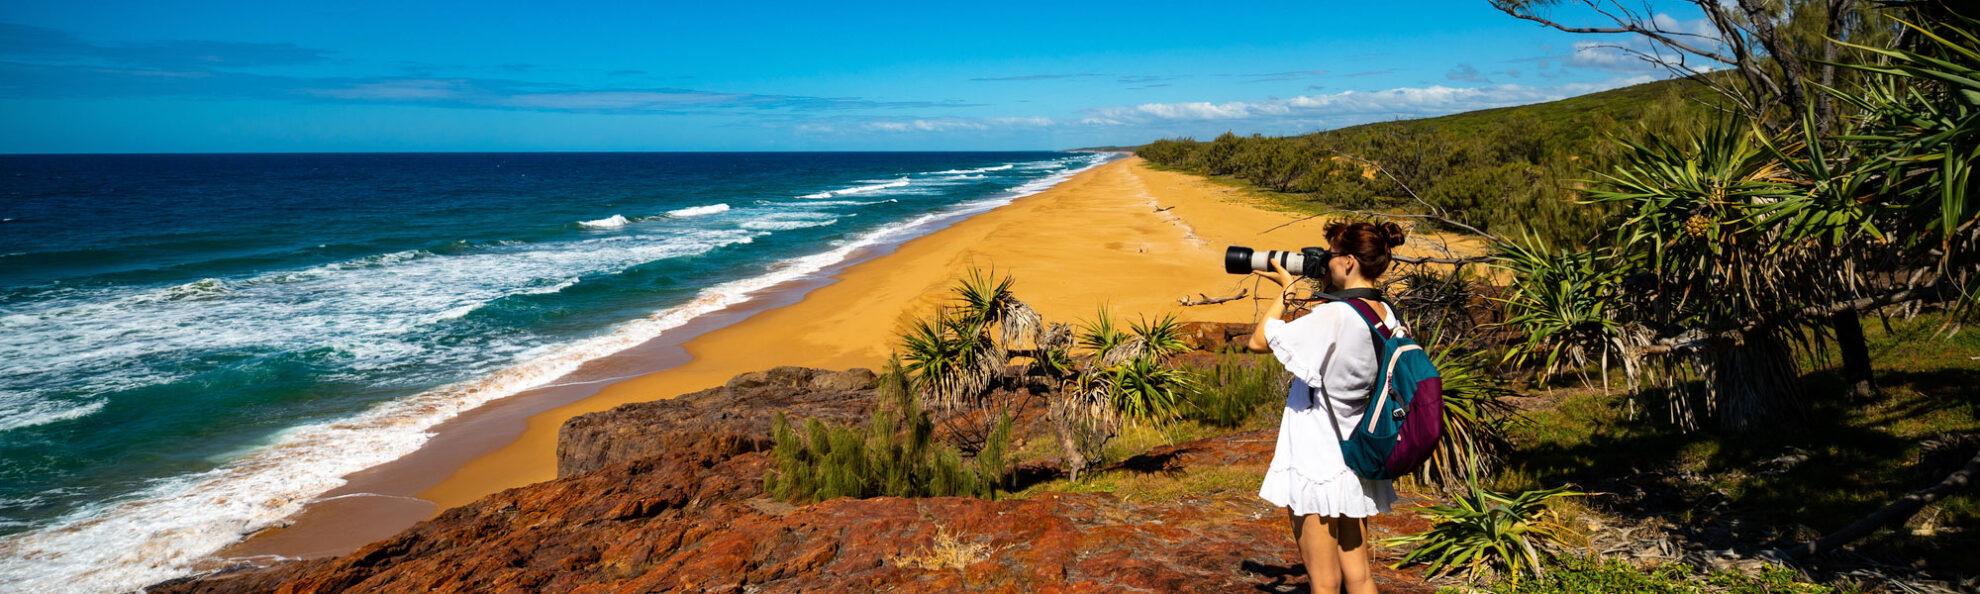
[1246, 260, 1300, 353]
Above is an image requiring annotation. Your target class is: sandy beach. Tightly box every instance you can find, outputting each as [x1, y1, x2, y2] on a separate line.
[219, 156, 1481, 562]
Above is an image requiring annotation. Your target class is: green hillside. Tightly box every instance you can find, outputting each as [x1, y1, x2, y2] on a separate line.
[1137, 76, 1724, 246]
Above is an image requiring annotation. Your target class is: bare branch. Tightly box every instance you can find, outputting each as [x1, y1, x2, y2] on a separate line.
[1179, 289, 1249, 307]
[1494, 3, 1738, 64]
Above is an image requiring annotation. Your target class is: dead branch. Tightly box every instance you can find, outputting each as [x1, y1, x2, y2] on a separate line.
[1781, 446, 1980, 561]
[1179, 289, 1248, 307]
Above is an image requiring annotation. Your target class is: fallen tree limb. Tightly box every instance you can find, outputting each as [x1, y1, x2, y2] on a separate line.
[1179, 289, 1247, 306]
[1781, 445, 1980, 561]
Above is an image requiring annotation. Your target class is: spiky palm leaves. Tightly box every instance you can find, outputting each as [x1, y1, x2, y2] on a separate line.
[1073, 309, 1195, 422]
[901, 269, 1039, 411]
[1419, 346, 1517, 492]
[1383, 481, 1586, 582]
[1820, 10, 1980, 314]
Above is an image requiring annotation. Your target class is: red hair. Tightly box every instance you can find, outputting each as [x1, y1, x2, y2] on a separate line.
[1324, 221, 1407, 279]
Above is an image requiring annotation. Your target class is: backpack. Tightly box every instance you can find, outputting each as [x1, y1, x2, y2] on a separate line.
[1333, 299, 1446, 481]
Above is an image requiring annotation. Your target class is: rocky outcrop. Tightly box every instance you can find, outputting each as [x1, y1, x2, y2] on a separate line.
[1177, 321, 1253, 353]
[157, 366, 1437, 593]
[556, 366, 877, 476]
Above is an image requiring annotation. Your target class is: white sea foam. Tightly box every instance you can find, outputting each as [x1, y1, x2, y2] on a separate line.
[787, 198, 897, 207]
[799, 178, 910, 199]
[0, 152, 1119, 593]
[742, 218, 839, 231]
[0, 395, 105, 434]
[578, 214, 631, 229]
[929, 164, 1013, 175]
[666, 203, 731, 217]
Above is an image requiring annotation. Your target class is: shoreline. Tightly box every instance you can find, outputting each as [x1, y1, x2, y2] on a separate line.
[213, 157, 1481, 565]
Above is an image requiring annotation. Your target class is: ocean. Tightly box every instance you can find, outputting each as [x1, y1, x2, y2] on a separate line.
[0, 151, 1114, 592]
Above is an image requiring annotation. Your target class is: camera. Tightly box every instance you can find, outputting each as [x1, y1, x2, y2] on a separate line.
[1224, 246, 1333, 277]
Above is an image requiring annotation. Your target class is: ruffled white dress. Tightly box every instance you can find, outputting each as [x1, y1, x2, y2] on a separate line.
[1257, 301, 1401, 518]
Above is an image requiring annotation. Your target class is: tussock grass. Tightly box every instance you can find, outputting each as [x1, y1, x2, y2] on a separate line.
[892, 526, 999, 571]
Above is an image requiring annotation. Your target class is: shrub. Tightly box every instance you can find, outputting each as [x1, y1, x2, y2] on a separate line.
[1182, 353, 1289, 428]
[763, 361, 1014, 503]
[1384, 482, 1585, 582]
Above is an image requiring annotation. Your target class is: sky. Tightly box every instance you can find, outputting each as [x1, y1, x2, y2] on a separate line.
[0, 0, 1710, 152]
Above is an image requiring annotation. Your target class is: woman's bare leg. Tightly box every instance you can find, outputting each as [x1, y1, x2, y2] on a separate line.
[1332, 516, 1378, 594]
[1288, 509, 1342, 594]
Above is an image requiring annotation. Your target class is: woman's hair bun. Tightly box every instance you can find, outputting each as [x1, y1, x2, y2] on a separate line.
[1378, 221, 1406, 247]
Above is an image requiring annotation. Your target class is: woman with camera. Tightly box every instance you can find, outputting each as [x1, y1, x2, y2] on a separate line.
[1245, 221, 1407, 594]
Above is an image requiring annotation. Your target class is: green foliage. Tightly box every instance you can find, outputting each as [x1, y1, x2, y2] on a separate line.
[763, 361, 1012, 503]
[1181, 353, 1290, 428]
[1107, 355, 1195, 421]
[1422, 346, 1519, 491]
[1828, 9, 1980, 241]
[899, 311, 983, 409]
[1494, 233, 1623, 382]
[1384, 481, 1585, 582]
[1443, 554, 1846, 594]
[1075, 306, 1132, 365]
[1074, 310, 1196, 421]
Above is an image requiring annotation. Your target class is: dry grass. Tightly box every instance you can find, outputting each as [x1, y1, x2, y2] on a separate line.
[891, 526, 1000, 571]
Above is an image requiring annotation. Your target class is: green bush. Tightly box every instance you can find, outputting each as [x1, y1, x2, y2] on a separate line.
[1384, 482, 1585, 581]
[764, 363, 1014, 503]
[1181, 353, 1289, 427]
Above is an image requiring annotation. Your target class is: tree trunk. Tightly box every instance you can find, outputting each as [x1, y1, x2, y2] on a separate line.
[1711, 330, 1802, 432]
[1832, 310, 1877, 399]
[1054, 420, 1088, 482]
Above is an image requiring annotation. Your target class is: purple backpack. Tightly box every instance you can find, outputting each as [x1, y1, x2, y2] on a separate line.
[1335, 300, 1445, 480]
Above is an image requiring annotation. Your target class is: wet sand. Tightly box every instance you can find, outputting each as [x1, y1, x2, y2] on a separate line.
[215, 156, 1482, 562]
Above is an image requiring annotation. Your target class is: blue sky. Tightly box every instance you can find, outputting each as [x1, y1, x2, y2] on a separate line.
[0, 0, 1705, 152]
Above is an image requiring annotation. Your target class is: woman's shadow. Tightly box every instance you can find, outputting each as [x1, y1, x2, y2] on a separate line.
[1241, 560, 1312, 593]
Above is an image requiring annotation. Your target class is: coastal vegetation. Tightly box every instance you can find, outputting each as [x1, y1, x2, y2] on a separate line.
[1137, 1, 1976, 590]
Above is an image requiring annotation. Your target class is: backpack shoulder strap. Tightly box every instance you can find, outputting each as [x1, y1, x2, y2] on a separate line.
[1340, 299, 1392, 341]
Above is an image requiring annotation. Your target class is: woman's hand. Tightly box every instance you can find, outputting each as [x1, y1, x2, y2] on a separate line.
[1252, 258, 1296, 290]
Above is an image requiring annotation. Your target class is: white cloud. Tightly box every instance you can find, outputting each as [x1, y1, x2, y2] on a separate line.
[855, 116, 1056, 133]
[1079, 77, 1655, 126]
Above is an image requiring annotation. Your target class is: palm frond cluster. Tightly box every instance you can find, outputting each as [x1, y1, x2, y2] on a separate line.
[1382, 482, 1587, 582]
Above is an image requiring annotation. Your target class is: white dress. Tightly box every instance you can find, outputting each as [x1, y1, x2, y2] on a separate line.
[1257, 300, 1401, 518]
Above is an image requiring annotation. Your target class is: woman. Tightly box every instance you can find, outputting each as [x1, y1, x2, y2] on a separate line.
[1246, 221, 1407, 594]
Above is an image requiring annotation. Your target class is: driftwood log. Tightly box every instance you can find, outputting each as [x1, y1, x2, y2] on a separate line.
[1179, 289, 1247, 306]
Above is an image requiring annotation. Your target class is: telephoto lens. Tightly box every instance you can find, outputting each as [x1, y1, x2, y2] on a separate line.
[1224, 246, 1331, 277]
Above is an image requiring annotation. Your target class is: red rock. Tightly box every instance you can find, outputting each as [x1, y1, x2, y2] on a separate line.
[155, 367, 1439, 594]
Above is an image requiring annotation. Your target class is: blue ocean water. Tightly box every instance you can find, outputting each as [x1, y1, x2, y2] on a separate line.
[0, 151, 1112, 591]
